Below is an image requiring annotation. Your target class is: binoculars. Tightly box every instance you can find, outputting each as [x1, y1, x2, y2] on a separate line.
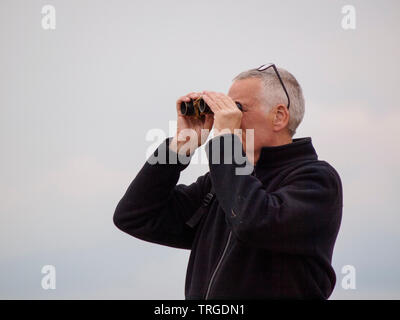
[180, 97, 243, 119]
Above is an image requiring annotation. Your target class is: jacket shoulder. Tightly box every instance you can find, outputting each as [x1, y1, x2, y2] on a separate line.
[279, 160, 342, 202]
[286, 159, 341, 180]
[296, 160, 343, 207]
[315, 160, 343, 189]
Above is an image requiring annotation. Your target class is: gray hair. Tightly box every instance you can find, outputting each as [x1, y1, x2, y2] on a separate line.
[232, 66, 305, 137]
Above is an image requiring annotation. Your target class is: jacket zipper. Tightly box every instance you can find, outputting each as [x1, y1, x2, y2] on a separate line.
[204, 230, 232, 300]
[204, 170, 254, 299]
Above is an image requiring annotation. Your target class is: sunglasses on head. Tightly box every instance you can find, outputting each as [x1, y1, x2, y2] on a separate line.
[256, 63, 290, 109]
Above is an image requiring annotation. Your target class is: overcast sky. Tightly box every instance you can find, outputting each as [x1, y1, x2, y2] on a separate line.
[0, 0, 399, 299]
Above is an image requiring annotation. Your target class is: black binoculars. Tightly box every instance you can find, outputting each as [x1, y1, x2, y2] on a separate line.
[180, 97, 243, 119]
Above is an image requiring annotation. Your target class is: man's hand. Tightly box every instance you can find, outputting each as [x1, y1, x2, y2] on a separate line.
[170, 92, 214, 155]
[201, 91, 243, 136]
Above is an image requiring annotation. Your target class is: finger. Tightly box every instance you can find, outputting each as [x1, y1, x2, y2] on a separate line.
[176, 95, 191, 113]
[187, 92, 202, 100]
[176, 96, 187, 106]
[218, 94, 237, 110]
[185, 92, 197, 96]
[212, 93, 231, 110]
[212, 92, 237, 111]
[177, 94, 194, 104]
[176, 92, 201, 113]
[179, 92, 199, 103]
[202, 91, 221, 113]
[205, 91, 226, 110]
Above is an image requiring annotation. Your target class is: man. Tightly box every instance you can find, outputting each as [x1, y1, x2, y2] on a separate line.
[113, 64, 343, 299]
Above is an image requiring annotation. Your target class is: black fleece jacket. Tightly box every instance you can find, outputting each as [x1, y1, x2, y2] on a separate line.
[113, 134, 343, 299]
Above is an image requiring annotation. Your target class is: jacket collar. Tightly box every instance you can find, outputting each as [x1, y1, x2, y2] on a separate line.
[255, 137, 318, 168]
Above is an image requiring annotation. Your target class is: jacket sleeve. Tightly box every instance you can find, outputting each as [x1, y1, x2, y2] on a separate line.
[206, 133, 343, 255]
[113, 137, 208, 250]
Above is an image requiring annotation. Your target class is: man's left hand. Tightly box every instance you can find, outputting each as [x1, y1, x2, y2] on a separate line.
[201, 91, 243, 136]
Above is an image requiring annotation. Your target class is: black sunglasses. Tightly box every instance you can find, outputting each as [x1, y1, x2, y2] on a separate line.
[256, 63, 290, 109]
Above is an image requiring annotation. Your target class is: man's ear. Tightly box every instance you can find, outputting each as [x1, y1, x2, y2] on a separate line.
[272, 104, 289, 130]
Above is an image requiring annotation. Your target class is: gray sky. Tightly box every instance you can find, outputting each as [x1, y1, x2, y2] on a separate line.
[0, 0, 399, 299]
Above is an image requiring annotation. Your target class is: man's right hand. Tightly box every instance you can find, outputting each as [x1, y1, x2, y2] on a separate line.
[170, 92, 214, 155]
